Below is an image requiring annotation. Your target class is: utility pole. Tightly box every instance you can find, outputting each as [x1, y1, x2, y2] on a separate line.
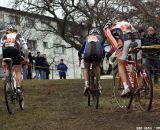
[72, 48, 76, 79]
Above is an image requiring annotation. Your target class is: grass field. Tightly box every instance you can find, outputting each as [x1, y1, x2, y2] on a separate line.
[0, 79, 160, 130]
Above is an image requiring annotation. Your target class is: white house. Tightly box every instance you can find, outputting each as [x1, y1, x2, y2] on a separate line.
[0, 6, 111, 79]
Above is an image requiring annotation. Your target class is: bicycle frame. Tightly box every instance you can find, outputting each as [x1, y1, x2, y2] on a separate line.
[125, 61, 140, 93]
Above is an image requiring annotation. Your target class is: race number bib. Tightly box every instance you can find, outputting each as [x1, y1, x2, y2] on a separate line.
[87, 35, 98, 42]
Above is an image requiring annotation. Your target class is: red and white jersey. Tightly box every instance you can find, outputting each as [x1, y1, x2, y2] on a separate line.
[111, 20, 136, 34]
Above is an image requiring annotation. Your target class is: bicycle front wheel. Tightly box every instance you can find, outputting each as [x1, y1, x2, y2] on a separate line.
[113, 70, 133, 110]
[137, 65, 153, 111]
[4, 79, 16, 114]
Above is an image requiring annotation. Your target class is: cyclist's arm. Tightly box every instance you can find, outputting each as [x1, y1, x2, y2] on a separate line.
[0, 34, 7, 46]
[78, 41, 86, 58]
[104, 28, 118, 54]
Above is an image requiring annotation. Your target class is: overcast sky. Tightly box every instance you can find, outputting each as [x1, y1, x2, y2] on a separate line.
[0, 0, 13, 8]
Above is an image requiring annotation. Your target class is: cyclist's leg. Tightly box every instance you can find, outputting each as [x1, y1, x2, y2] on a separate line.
[117, 40, 131, 96]
[117, 59, 127, 84]
[14, 64, 22, 87]
[84, 63, 89, 85]
[12, 48, 22, 91]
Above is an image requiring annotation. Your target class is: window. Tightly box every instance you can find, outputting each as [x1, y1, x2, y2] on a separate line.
[43, 42, 48, 49]
[27, 40, 37, 51]
[8, 15, 16, 24]
[8, 15, 20, 25]
[54, 46, 66, 54]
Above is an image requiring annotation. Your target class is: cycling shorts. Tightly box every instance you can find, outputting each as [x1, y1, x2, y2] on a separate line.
[84, 41, 103, 64]
[116, 39, 142, 60]
[3, 47, 22, 65]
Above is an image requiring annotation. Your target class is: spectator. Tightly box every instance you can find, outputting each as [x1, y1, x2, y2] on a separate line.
[40, 54, 46, 79]
[43, 54, 50, 79]
[57, 59, 68, 79]
[138, 28, 146, 44]
[138, 28, 147, 63]
[20, 47, 28, 80]
[27, 47, 35, 79]
[142, 27, 160, 84]
[35, 51, 42, 79]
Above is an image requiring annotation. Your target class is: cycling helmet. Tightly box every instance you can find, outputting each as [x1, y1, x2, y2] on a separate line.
[6, 25, 17, 32]
[89, 28, 101, 35]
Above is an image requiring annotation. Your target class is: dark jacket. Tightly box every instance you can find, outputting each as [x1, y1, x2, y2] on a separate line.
[43, 59, 50, 74]
[142, 33, 160, 56]
[28, 52, 35, 65]
[57, 63, 68, 76]
[35, 56, 44, 70]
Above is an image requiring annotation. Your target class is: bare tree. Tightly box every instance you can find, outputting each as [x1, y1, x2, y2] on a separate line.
[13, 0, 160, 50]
[13, 0, 128, 50]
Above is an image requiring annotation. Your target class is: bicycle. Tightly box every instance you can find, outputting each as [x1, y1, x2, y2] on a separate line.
[3, 58, 24, 114]
[112, 42, 153, 111]
[79, 56, 100, 109]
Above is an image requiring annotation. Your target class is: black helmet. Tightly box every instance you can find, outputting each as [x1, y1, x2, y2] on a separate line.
[89, 28, 101, 35]
[6, 25, 17, 32]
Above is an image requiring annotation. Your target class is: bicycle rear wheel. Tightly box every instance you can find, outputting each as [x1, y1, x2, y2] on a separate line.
[87, 89, 91, 106]
[92, 71, 99, 109]
[113, 70, 133, 110]
[92, 88, 99, 109]
[88, 66, 99, 109]
[4, 79, 16, 114]
[137, 65, 153, 111]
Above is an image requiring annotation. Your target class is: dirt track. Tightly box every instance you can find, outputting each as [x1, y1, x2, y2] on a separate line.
[0, 80, 160, 130]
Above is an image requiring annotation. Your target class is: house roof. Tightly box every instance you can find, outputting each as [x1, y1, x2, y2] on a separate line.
[0, 6, 57, 22]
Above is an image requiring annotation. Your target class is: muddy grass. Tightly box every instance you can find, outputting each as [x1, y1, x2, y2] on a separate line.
[0, 79, 160, 130]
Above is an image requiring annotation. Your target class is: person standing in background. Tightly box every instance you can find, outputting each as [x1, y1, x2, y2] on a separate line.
[43, 54, 50, 79]
[20, 47, 28, 80]
[27, 47, 35, 79]
[35, 51, 41, 79]
[57, 59, 68, 79]
[142, 27, 160, 84]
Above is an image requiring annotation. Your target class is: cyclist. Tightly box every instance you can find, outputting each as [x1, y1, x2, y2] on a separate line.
[103, 17, 142, 96]
[78, 28, 105, 95]
[1, 25, 28, 93]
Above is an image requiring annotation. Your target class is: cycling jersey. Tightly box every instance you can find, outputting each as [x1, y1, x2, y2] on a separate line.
[104, 20, 141, 60]
[111, 20, 136, 34]
[1, 32, 28, 65]
[79, 34, 105, 63]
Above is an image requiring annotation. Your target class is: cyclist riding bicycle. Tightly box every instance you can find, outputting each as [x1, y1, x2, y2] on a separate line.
[1, 25, 28, 93]
[78, 28, 105, 95]
[103, 17, 142, 96]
